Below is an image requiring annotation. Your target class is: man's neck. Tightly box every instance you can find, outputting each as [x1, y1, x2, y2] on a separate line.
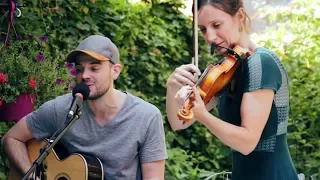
[87, 88, 127, 125]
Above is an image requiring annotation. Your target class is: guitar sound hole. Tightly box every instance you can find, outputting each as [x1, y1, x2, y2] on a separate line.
[57, 178, 68, 180]
[55, 173, 70, 180]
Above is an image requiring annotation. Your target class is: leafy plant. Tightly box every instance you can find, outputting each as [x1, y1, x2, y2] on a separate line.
[0, 34, 74, 108]
[0, 122, 11, 180]
[251, 0, 320, 176]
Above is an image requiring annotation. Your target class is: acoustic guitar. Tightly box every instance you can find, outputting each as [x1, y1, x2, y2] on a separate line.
[8, 139, 104, 180]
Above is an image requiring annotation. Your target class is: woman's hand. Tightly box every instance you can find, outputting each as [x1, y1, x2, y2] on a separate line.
[175, 85, 193, 109]
[191, 86, 207, 120]
[166, 64, 201, 89]
[174, 85, 207, 119]
[166, 64, 203, 131]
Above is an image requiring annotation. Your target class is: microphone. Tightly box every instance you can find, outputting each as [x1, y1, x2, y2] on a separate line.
[210, 42, 217, 54]
[68, 82, 90, 119]
[210, 43, 241, 59]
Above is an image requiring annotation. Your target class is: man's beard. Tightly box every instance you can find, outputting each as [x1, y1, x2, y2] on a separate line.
[88, 86, 109, 101]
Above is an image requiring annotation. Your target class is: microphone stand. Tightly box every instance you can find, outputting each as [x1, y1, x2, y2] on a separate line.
[22, 110, 83, 180]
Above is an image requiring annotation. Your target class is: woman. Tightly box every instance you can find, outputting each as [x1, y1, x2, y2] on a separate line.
[166, 0, 298, 179]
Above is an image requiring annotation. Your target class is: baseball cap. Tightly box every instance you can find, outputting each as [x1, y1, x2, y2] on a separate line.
[65, 35, 120, 64]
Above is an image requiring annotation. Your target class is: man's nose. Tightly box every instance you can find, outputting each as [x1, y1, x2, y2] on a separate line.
[82, 69, 91, 80]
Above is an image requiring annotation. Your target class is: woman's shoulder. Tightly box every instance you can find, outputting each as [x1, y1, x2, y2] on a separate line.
[248, 47, 280, 62]
[243, 47, 284, 92]
[246, 47, 283, 71]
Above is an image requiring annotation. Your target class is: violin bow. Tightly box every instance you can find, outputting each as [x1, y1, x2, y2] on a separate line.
[192, 0, 198, 68]
[183, 0, 199, 102]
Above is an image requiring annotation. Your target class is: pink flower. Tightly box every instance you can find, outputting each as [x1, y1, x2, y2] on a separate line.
[29, 76, 36, 89]
[0, 72, 8, 84]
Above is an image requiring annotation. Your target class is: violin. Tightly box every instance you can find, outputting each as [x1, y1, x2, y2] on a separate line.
[177, 44, 252, 122]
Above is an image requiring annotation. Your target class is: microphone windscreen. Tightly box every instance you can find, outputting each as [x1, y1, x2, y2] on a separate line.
[72, 82, 90, 100]
[211, 42, 217, 49]
[210, 43, 217, 55]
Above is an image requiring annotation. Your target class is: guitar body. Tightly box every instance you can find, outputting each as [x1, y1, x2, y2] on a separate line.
[8, 139, 104, 180]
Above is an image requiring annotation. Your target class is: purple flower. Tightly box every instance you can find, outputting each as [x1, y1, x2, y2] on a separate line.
[39, 36, 48, 42]
[16, 35, 22, 40]
[65, 62, 73, 69]
[40, 36, 48, 41]
[70, 85, 75, 90]
[27, 34, 33, 40]
[70, 69, 76, 76]
[56, 78, 63, 85]
[37, 53, 45, 61]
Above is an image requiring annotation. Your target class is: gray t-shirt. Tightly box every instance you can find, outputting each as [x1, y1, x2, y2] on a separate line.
[26, 92, 167, 180]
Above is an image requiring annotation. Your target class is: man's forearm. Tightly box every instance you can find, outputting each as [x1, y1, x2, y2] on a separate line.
[3, 137, 32, 176]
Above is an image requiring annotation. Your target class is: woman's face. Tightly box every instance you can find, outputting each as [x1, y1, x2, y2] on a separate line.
[198, 5, 242, 55]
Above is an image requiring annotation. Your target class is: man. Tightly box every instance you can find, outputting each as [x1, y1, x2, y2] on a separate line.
[2, 35, 167, 179]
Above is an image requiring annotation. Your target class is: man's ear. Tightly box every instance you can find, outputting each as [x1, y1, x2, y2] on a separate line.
[111, 64, 122, 80]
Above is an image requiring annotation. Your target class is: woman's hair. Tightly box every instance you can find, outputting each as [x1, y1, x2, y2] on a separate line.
[194, 0, 251, 33]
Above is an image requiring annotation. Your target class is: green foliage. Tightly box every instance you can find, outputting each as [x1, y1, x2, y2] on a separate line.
[0, 122, 12, 180]
[0, 0, 319, 179]
[252, 0, 320, 176]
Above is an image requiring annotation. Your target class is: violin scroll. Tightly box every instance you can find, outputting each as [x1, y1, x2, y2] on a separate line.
[176, 87, 207, 122]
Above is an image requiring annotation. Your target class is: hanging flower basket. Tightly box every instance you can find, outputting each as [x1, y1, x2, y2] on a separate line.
[0, 34, 75, 122]
[0, 93, 35, 121]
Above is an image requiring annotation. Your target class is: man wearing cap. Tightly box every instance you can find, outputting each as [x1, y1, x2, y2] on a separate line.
[2, 35, 167, 179]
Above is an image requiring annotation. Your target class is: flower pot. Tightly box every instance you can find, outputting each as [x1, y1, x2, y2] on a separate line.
[0, 93, 35, 121]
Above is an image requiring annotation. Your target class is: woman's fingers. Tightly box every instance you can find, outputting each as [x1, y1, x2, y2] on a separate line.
[192, 86, 202, 104]
[167, 64, 202, 88]
[174, 64, 201, 85]
[181, 64, 201, 76]
[174, 73, 196, 87]
[175, 86, 193, 108]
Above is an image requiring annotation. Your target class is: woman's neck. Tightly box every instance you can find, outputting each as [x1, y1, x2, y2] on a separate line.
[236, 33, 258, 52]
